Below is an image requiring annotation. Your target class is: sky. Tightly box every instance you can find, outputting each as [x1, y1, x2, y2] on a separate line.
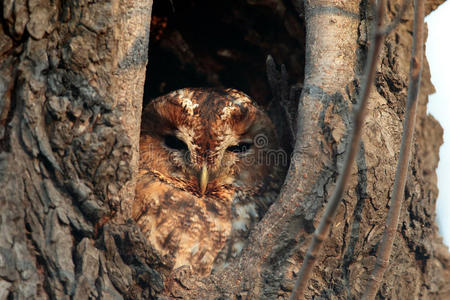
[426, 1, 450, 247]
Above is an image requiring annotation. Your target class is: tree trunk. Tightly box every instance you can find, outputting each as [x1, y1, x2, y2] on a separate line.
[0, 1, 155, 298]
[0, 0, 448, 299]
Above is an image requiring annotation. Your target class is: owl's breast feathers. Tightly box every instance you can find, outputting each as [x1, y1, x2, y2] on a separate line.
[134, 169, 238, 276]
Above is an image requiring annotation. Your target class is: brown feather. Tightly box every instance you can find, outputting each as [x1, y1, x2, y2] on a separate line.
[134, 88, 286, 276]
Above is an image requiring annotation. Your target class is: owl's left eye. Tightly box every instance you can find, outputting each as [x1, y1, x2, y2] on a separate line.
[164, 135, 188, 151]
[226, 142, 252, 153]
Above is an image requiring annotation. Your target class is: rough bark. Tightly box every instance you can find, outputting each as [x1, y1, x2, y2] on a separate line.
[0, 1, 154, 299]
[0, 0, 448, 300]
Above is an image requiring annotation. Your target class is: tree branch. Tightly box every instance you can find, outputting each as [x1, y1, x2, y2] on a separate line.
[362, 0, 425, 298]
[290, 1, 387, 298]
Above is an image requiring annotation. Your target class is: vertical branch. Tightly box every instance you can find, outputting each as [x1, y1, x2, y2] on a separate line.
[290, 1, 387, 298]
[362, 0, 425, 298]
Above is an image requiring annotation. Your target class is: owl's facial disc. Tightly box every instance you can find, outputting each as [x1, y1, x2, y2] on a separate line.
[162, 130, 245, 195]
[146, 88, 275, 195]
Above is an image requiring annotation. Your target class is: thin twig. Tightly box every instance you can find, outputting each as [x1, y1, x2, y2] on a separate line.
[379, 0, 411, 35]
[266, 55, 297, 148]
[361, 0, 424, 298]
[289, 1, 387, 299]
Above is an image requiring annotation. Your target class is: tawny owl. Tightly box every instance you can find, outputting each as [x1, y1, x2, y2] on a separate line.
[133, 88, 285, 276]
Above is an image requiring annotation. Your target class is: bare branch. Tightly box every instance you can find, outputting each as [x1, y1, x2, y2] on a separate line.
[290, 1, 387, 298]
[266, 55, 299, 149]
[362, 0, 425, 298]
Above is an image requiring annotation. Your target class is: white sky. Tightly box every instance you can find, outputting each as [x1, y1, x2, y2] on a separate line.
[426, 1, 450, 247]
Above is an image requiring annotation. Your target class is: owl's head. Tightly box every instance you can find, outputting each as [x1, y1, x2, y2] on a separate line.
[140, 88, 282, 197]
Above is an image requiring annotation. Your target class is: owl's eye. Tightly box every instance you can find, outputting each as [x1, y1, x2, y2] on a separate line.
[226, 142, 252, 153]
[164, 135, 188, 151]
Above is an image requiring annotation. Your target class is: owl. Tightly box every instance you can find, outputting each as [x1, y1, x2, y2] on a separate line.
[133, 88, 285, 277]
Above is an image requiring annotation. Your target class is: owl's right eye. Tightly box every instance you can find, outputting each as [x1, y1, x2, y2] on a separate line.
[164, 135, 188, 151]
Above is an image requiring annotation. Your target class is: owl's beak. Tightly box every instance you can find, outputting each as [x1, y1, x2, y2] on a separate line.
[199, 164, 209, 195]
